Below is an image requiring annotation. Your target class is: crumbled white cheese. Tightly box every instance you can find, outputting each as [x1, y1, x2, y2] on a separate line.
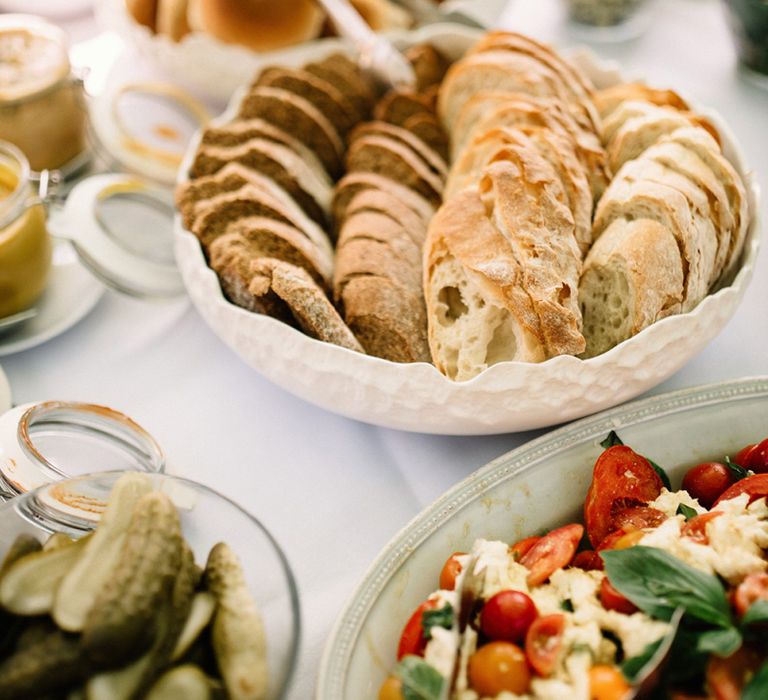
[470, 539, 530, 598]
[650, 488, 705, 517]
[532, 651, 591, 700]
[425, 625, 459, 679]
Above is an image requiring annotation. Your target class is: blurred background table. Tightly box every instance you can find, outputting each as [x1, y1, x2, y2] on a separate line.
[1, 0, 767, 696]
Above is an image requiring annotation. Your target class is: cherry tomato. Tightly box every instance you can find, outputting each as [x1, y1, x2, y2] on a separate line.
[733, 572, 768, 617]
[597, 529, 645, 552]
[706, 646, 762, 700]
[681, 512, 722, 544]
[611, 506, 667, 533]
[397, 599, 438, 660]
[525, 613, 565, 677]
[713, 473, 768, 507]
[682, 462, 736, 508]
[468, 641, 531, 696]
[600, 577, 638, 614]
[588, 664, 631, 700]
[573, 550, 604, 571]
[584, 445, 664, 547]
[520, 524, 583, 587]
[439, 552, 465, 591]
[509, 536, 541, 562]
[734, 438, 768, 473]
[480, 590, 538, 643]
[378, 676, 403, 700]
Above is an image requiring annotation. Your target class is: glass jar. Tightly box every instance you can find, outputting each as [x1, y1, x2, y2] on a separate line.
[0, 14, 87, 173]
[0, 141, 51, 319]
[0, 401, 165, 500]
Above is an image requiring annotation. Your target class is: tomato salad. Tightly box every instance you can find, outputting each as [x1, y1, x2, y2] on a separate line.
[380, 434, 768, 700]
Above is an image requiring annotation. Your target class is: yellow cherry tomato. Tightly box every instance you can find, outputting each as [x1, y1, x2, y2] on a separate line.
[468, 641, 531, 696]
[589, 664, 631, 700]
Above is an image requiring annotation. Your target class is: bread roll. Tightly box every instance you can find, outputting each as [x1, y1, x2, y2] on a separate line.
[126, 0, 158, 30]
[348, 0, 413, 31]
[156, 0, 190, 41]
[187, 0, 324, 52]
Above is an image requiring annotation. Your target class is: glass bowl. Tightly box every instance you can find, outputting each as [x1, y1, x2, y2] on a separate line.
[0, 470, 301, 700]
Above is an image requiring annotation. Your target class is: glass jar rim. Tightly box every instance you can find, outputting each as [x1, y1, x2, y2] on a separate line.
[0, 139, 30, 223]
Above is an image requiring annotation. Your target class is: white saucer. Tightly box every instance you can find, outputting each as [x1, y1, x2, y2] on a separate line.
[0, 365, 10, 413]
[0, 243, 104, 357]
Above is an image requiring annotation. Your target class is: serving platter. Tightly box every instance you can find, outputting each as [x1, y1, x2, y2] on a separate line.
[173, 23, 761, 435]
[316, 375, 768, 698]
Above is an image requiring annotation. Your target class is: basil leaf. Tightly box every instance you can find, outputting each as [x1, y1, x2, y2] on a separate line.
[422, 603, 453, 641]
[743, 599, 768, 626]
[676, 503, 698, 521]
[395, 656, 444, 700]
[648, 458, 672, 490]
[600, 431, 624, 448]
[743, 661, 768, 700]
[696, 627, 742, 656]
[622, 639, 662, 682]
[560, 599, 574, 612]
[601, 546, 732, 627]
[725, 459, 750, 481]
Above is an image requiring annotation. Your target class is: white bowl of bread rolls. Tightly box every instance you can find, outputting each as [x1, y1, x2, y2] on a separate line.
[173, 23, 760, 435]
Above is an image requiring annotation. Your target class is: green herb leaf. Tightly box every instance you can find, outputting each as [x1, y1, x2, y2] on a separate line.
[421, 603, 453, 642]
[725, 459, 750, 481]
[622, 639, 662, 682]
[648, 458, 672, 490]
[601, 546, 732, 628]
[696, 627, 742, 657]
[743, 661, 768, 700]
[676, 503, 698, 521]
[600, 431, 624, 448]
[742, 599, 768, 626]
[560, 599, 574, 612]
[395, 656, 444, 700]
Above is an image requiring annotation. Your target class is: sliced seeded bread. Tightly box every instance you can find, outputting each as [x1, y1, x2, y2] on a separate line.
[404, 43, 450, 91]
[303, 53, 374, 121]
[343, 188, 428, 247]
[374, 89, 434, 127]
[402, 112, 449, 162]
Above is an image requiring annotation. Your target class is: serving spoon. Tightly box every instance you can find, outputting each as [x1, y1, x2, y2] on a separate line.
[314, 0, 417, 89]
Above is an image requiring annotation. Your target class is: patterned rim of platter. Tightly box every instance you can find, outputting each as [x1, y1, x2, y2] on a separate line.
[173, 23, 761, 435]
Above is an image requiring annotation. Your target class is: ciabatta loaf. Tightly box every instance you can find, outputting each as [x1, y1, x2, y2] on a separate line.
[580, 218, 685, 357]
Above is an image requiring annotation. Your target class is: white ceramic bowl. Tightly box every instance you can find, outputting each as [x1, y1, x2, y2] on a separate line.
[173, 24, 761, 435]
[317, 375, 768, 699]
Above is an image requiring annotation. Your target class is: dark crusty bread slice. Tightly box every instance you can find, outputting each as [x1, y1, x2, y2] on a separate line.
[333, 172, 435, 229]
[189, 139, 331, 226]
[304, 53, 374, 122]
[337, 210, 422, 271]
[255, 66, 358, 135]
[248, 258, 364, 353]
[402, 112, 449, 162]
[579, 217, 685, 357]
[211, 217, 333, 289]
[340, 275, 430, 363]
[374, 89, 434, 127]
[350, 121, 448, 180]
[344, 188, 428, 247]
[404, 43, 450, 91]
[239, 86, 344, 177]
[345, 134, 444, 205]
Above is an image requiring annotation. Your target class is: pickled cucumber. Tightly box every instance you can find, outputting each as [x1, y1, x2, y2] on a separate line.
[44, 533, 75, 551]
[83, 492, 183, 667]
[54, 473, 153, 632]
[146, 664, 225, 700]
[0, 629, 88, 700]
[0, 535, 88, 616]
[0, 534, 41, 580]
[205, 542, 268, 700]
[172, 592, 216, 661]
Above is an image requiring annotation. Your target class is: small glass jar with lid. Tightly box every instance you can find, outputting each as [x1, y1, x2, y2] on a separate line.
[0, 14, 88, 173]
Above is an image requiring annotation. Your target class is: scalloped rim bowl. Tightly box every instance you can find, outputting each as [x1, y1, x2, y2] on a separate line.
[317, 376, 768, 698]
[173, 24, 761, 435]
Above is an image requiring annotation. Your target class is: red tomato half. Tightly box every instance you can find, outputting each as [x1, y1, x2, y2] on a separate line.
[706, 646, 762, 700]
[713, 473, 768, 507]
[733, 572, 768, 617]
[525, 614, 565, 677]
[439, 552, 465, 591]
[520, 524, 583, 587]
[682, 462, 736, 508]
[744, 438, 768, 473]
[734, 443, 756, 467]
[611, 506, 667, 533]
[397, 599, 438, 660]
[480, 590, 538, 643]
[681, 512, 722, 544]
[600, 577, 638, 614]
[584, 446, 664, 548]
[572, 550, 604, 571]
[509, 536, 541, 562]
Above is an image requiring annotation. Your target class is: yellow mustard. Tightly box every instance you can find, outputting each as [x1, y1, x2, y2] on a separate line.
[0, 154, 51, 319]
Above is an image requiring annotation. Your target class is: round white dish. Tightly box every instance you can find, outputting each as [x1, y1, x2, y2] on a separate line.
[174, 24, 761, 435]
[317, 375, 768, 699]
[0, 365, 10, 413]
[0, 242, 104, 357]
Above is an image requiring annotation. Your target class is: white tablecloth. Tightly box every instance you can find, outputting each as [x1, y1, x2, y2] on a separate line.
[1, 0, 767, 697]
